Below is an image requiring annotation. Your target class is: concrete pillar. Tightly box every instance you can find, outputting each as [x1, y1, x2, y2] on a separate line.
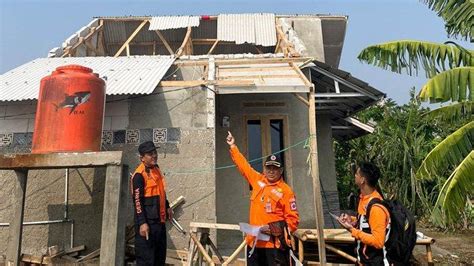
[6, 170, 28, 266]
[316, 115, 340, 228]
[100, 164, 129, 266]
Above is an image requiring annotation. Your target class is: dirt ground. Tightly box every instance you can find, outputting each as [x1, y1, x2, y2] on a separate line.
[413, 227, 474, 265]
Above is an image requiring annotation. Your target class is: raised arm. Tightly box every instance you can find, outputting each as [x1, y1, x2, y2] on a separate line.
[227, 131, 261, 188]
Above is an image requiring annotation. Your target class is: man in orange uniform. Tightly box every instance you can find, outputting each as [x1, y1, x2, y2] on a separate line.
[226, 131, 299, 265]
[338, 162, 390, 265]
[131, 141, 173, 266]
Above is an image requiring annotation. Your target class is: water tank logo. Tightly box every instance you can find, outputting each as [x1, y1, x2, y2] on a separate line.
[53, 91, 91, 114]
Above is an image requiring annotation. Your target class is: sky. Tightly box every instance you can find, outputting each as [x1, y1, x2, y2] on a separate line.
[0, 0, 469, 104]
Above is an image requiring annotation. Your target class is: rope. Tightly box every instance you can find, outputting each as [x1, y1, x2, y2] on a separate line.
[164, 136, 311, 175]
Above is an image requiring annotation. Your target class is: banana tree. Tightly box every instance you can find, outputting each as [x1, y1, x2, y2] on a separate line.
[357, 0, 473, 227]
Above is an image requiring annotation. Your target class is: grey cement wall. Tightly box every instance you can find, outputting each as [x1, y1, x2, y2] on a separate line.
[215, 93, 341, 253]
[281, 17, 326, 62]
[0, 66, 216, 256]
[0, 70, 342, 257]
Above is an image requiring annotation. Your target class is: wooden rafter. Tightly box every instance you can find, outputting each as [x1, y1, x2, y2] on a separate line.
[290, 62, 312, 87]
[274, 36, 282, 53]
[159, 79, 255, 87]
[62, 24, 104, 57]
[207, 40, 219, 55]
[175, 57, 310, 66]
[176, 26, 193, 57]
[155, 30, 174, 55]
[275, 24, 300, 57]
[114, 20, 148, 57]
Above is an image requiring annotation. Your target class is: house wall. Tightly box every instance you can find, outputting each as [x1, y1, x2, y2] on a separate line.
[215, 93, 340, 253]
[0, 66, 216, 256]
[0, 74, 341, 258]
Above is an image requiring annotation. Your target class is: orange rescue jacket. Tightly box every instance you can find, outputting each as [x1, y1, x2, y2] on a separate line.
[230, 145, 299, 248]
[132, 163, 167, 223]
[351, 190, 390, 249]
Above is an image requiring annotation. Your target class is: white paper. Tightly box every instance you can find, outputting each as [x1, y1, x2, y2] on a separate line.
[239, 222, 270, 241]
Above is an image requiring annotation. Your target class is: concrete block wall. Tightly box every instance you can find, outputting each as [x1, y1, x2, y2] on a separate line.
[0, 65, 215, 256]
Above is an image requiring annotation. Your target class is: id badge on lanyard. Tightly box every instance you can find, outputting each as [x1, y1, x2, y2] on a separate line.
[265, 200, 272, 213]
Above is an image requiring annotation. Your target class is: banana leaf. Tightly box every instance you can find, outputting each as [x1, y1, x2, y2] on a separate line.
[419, 67, 474, 103]
[358, 41, 473, 78]
[417, 121, 474, 180]
[422, 0, 474, 41]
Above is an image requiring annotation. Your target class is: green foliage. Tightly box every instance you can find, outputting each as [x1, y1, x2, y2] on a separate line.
[423, 101, 474, 121]
[357, 41, 473, 78]
[419, 67, 474, 103]
[354, 1, 474, 228]
[335, 92, 440, 213]
[417, 121, 474, 181]
[431, 151, 474, 227]
[422, 0, 474, 40]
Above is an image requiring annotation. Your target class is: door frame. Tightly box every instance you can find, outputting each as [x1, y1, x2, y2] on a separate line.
[242, 114, 294, 187]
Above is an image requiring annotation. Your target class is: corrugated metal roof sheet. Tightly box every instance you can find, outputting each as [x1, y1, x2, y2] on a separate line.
[0, 56, 175, 102]
[217, 13, 276, 46]
[149, 16, 200, 30]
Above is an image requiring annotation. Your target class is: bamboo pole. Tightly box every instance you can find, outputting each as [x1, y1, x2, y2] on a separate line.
[190, 233, 215, 266]
[222, 240, 246, 265]
[308, 84, 327, 264]
[326, 244, 357, 263]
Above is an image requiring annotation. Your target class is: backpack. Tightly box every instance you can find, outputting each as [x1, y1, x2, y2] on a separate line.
[366, 198, 417, 265]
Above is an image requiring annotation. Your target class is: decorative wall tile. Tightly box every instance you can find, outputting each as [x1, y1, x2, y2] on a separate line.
[113, 130, 126, 144]
[0, 133, 13, 146]
[102, 131, 113, 145]
[126, 129, 140, 145]
[13, 132, 33, 146]
[140, 128, 153, 143]
[167, 128, 181, 143]
[153, 128, 167, 143]
[1, 127, 181, 150]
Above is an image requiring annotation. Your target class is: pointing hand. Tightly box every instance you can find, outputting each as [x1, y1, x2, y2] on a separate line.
[226, 131, 235, 146]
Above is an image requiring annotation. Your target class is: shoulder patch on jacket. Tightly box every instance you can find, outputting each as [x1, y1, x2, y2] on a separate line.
[289, 197, 297, 211]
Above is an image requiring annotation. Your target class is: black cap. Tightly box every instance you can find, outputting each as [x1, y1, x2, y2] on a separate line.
[265, 154, 282, 168]
[138, 141, 157, 155]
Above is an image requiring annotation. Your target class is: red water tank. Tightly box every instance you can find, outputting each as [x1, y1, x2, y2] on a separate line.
[32, 65, 106, 153]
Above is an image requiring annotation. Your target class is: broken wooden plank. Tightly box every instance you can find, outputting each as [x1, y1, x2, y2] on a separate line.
[61, 255, 78, 262]
[64, 245, 86, 254]
[21, 254, 52, 264]
[76, 248, 100, 262]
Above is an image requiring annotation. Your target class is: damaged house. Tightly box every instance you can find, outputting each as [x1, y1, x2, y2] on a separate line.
[0, 13, 384, 262]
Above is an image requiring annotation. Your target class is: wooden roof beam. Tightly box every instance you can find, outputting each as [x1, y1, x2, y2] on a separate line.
[155, 30, 174, 55]
[275, 24, 300, 57]
[176, 26, 192, 57]
[114, 20, 148, 57]
[62, 24, 104, 57]
[207, 40, 219, 55]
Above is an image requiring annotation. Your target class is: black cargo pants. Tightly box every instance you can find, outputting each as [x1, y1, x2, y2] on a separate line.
[135, 221, 167, 266]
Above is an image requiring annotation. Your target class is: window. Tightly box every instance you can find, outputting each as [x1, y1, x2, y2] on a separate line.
[245, 116, 289, 181]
